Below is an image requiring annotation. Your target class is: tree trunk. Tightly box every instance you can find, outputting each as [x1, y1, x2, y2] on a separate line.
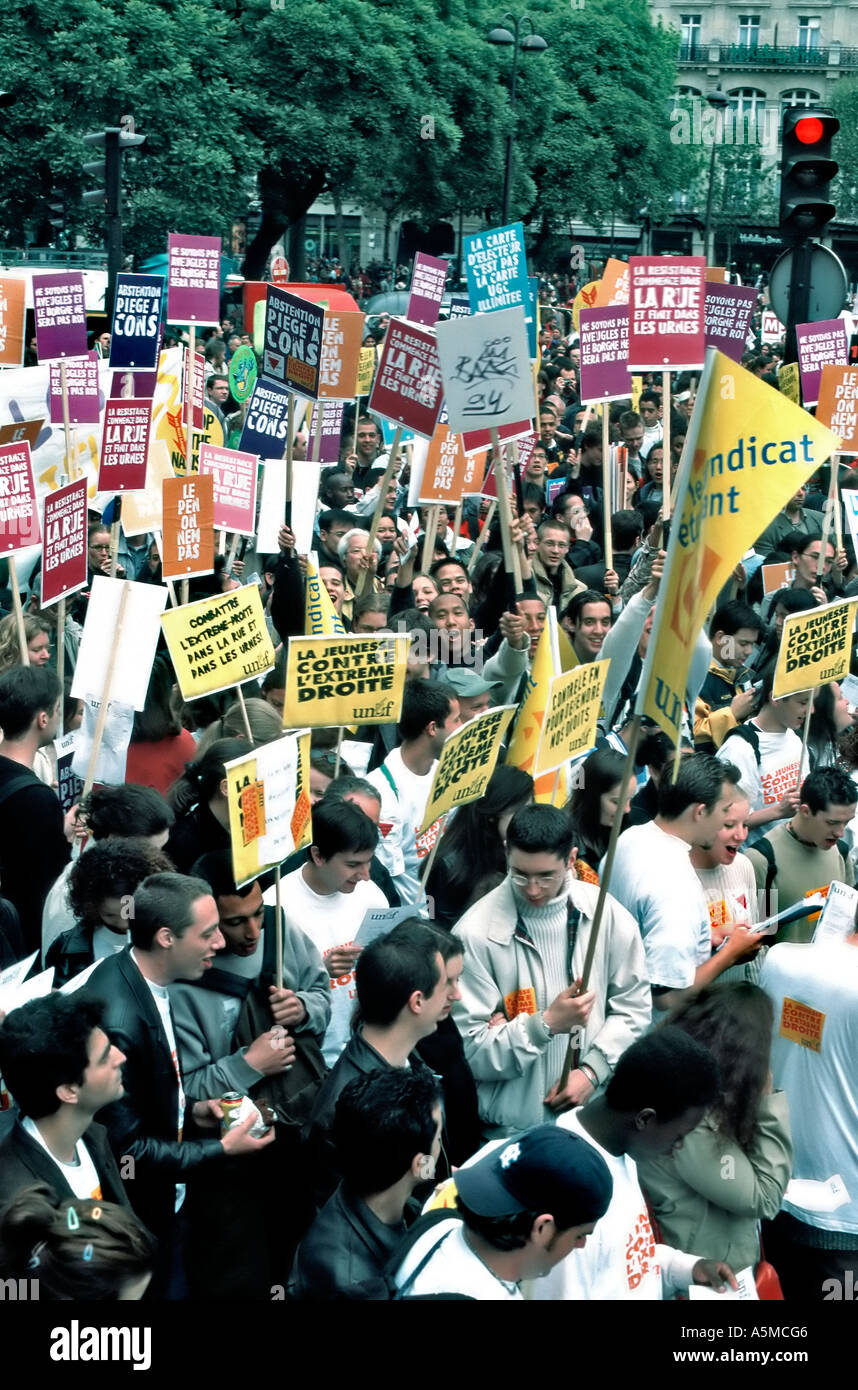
[241, 163, 326, 281]
[288, 218, 307, 282]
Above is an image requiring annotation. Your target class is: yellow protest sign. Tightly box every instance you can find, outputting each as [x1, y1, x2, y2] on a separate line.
[572, 281, 600, 333]
[283, 633, 410, 729]
[419, 704, 516, 833]
[225, 735, 301, 887]
[305, 557, 347, 636]
[773, 597, 856, 699]
[357, 345, 376, 396]
[534, 659, 609, 777]
[778, 362, 800, 405]
[291, 730, 313, 850]
[161, 583, 276, 700]
[638, 349, 840, 743]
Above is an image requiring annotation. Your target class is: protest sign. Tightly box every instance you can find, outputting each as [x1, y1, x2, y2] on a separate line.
[72, 695, 134, 785]
[414, 426, 470, 504]
[419, 705, 515, 833]
[703, 285, 757, 363]
[239, 377, 292, 455]
[183, 348, 205, 430]
[166, 233, 221, 325]
[705, 267, 729, 283]
[436, 306, 533, 434]
[579, 306, 630, 401]
[48, 352, 100, 426]
[354, 903, 420, 949]
[162, 474, 215, 580]
[54, 731, 83, 817]
[256, 457, 287, 554]
[199, 443, 257, 536]
[307, 399, 346, 463]
[98, 398, 152, 491]
[228, 344, 257, 404]
[41, 478, 87, 606]
[357, 346, 376, 396]
[0, 277, 26, 366]
[796, 319, 849, 408]
[109, 274, 164, 369]
[773, 597, 856, 698]
[291, 730, 313, 851]
[761, 310, 785, 345]
[628, 256, 706, 371]
[32, 272, 88, 360]
[534, 660, 610, 777]
[815, 365, 858, 451]
[460, 419, 533, 455]
[161, 583, 275, 700]
[283, 633, 409, 729]
[290, 461, 322, 555]
[638, 350, 839, 743]
[594, 258, 629, 307]
[72, 577, 168, 711]
[369, 319, 443, 438]
[762, 561, 795, 597]
[464, 222, 529, 315]
[305, 557, 346, 637]
[0, 441, 40, 552]
[318, 311, 364, 399]
[448, 294, 471, 320]
[225, 735, 300, 886]
[407, 253, 449, 326]
[262, 286, 325, 398]
[778, 362, 800, 405]
[121, 441, 172, 537]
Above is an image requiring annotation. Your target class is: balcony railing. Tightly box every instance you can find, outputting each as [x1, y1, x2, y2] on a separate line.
[679, 41, 858, 68]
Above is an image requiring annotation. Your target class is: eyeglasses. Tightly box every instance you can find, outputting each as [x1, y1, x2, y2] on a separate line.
[510, 870, 564, 888]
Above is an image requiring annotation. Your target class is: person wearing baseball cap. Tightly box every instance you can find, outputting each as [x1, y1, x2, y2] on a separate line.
[392, 1124, 612, 1300]
[443, 667, 497, 722]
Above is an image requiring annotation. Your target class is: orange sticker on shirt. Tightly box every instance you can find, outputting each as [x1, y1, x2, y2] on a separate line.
[625, 1210, 658, 1291]
[779, 996, 825, 1052]
[804, 883, 829, 923]
[504, 987, 537, 1019]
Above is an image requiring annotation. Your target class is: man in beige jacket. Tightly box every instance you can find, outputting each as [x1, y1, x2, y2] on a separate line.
[452, 804, 651, 1141]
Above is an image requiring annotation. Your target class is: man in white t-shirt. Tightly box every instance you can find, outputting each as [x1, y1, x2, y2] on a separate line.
[608, 754, 750, 1013]
[717, 682, 810, 846]
[760, 932, 858, 1300]
[368, 679, 461, 905]
[394, 1123, 613, 1300]
[278, 799, 387, 1066]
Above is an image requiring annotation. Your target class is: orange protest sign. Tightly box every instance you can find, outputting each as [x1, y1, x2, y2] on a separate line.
[705, 267, 729, 283]
[0, 278, 26, 366]
[318, 310, 365, 400]
[762, 561, 795, 596]
[816, 365, 858, 453]
[595, 258, 629, 307]
[162, 473, 215, 580]
[779, 996, 825, 1052]
[418, 426, 471, 504]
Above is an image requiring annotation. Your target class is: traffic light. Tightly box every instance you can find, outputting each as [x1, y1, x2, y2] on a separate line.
[47, 192, 66, 235]
[81, 124, 146, 315]
[779, 107, 839, 240]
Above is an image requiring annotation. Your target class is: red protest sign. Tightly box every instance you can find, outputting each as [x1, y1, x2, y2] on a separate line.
[199, 443, 258, 535]
[0, 441, 41, 553]
[162, 474, 215, 580]
[628, 256, 706, 371]
[461, 419, 532, 455]
[98, 399, 152, 492]
[369, 319, 443, 439]
[41, 479, 88, 607]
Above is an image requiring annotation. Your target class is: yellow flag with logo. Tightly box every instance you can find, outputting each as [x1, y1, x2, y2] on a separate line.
[638, 349, 840, 743]
[305, 557, 347, 636]
[506, 611, 576, 804]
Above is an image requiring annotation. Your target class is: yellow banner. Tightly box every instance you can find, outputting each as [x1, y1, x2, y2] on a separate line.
[773, 597, 857, 699]
[357, 345, 376, 396]
[305, 557, 346, 636]
[291, 730, 313, 850]
[225, 735, 301, 887]
[535, 659, 609, 777]
[419, 705, 516, 833]
[778, 362, 800, 405]
[283, 632, 410, 729]
[161, 583, 276, 700]
[638, 349, 840, 742]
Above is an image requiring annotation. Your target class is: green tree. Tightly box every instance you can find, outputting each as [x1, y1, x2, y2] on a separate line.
[830, 80, 858, 224]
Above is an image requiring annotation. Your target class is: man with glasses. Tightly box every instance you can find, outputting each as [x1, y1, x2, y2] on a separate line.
[451, 805, 650, 1142]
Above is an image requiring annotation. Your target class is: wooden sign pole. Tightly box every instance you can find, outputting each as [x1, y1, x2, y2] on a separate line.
[490, 432, 522, 597]
[83, 580, 132, 796]
[7, 557, 28, 666]
[602, 405, 613, 573]
[662, 371, 672, 522]
[467, 500, 496, 573]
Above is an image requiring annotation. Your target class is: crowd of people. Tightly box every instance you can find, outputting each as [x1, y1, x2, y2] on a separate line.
[0, 266, 855, 1307]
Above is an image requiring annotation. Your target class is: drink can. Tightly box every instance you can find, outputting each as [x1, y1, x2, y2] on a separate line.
[219, 1092, 243, 1133]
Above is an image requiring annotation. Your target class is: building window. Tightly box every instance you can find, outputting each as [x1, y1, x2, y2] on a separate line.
[728, 88, 766, 118]
[737, 15, 760, 50]
[781, 89, 820, 110]
[680, 14, 701, 53]
[797, 17, 821, 52]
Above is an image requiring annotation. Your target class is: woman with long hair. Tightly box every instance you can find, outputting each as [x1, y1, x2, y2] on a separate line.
[165, 736, 249, 872]
[639, 982, 793, 1272]
[0, 612, 51, 671]
[125, 655, 197, 795]
[424, 765, 533, 929]
[566, 747, 633, 883]
[808, 681, 853, 771]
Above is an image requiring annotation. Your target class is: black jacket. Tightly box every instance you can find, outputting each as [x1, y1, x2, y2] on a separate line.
[0, 756, 70, 953]
[83, 948, 223, 1240]
[45, 921, 99, 987]
[290, 1184, 405, 1300]
[0, 1116, 129, 1210]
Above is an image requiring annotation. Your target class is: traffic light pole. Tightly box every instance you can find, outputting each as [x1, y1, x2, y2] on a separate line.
[105, 130, 122, 322]
[783, 236, 812, 366]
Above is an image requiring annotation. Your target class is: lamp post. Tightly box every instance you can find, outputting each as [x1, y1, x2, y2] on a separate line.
[488, 15, 547, 224]
[702, 89, 729, 264]
[380, 185, 397, 264]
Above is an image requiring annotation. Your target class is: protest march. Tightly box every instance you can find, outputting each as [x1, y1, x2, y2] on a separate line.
[1, 229, 858, 1333]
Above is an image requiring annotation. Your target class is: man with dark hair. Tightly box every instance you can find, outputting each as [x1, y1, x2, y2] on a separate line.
[561, 589, 613, 664]
[532, 518, 584, 615]
[0, 994, 128, 1208]
[316, 508, 357, 570]
[368, 679, 460, 904]
[694, 600, 761, 753]
[532, 1028, 737, 1300]
[453, 804, 650, 1137]
[754, 483, 824, 559]
[0, 666, 68, 951]
[427, 591, 476, 668]
[717, 680, 810, 844]
[319, 468, 357, 511]
[83, 871, 274, 1294]
[638, 389, 663, 454]
[352, 415, 382, 489]
[747, 766, 857, 942]
[610, 755, 756, 1011]
[430, 555, 472, 608]
[279, 778, 400, 906]
[573, 511, 642, 594]
[291, 1069, 444, 1300]
[618, 410, 645, 477]
[394, 1123, 613, 1300]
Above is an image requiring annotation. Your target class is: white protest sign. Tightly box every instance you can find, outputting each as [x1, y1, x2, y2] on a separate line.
[290, 461, 322, 556]
[256, 457, 288, 554]
[71, 577, 168, 711]
[844, 490, 858, 561]
[812, 879, 858, 944]
[72, 696, 135, 785]
[435, 306, 534, 434]
[254, 736, 299, 865]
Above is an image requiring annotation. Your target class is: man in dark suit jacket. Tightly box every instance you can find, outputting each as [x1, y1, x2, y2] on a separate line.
[0, 994, 130, 1211]
[83, 871, 275, 1296]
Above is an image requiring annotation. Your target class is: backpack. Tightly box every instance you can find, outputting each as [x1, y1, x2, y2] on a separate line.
[753, 834, 851, 917]
[385, 1208, 476, 1301]
[720, 722, 761, 766]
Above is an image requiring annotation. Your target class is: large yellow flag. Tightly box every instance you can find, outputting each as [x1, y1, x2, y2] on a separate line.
[506, 609, 577, 803]
[305, 557, 347, 637]
[638, 348, 840, 743]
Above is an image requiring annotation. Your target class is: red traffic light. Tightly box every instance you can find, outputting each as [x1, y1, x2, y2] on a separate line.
[795, 116, 824, 145]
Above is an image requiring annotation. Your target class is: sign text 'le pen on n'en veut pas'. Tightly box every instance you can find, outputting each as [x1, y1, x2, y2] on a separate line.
[282, 633, 410, 729]
[161, 584, 276, 700]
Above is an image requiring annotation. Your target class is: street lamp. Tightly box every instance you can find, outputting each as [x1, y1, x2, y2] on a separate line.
[702, 89, 729, 265]
[489, 15, 548, 224]
[380, 185, 397, 264]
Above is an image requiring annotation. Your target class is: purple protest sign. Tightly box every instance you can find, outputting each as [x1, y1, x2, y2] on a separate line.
[32, 272, 88, 361]
[308, 400, 345, 463]
[49, 352, 100, 425]
[703, 285, 757, 363]
[166, 234, 221, 325]
[796, 319, 849, 407]
[578, 306, 630, 402]
[407, 253, 448, 327]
